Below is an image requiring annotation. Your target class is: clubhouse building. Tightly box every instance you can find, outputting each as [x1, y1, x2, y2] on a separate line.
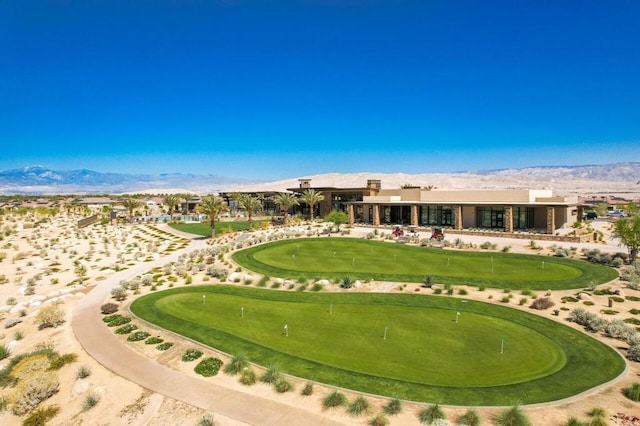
[289, 179, 583, 237]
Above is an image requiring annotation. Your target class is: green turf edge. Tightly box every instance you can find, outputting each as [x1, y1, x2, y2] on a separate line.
[130, 285, 626, 406]
[231, 238, 618, 290]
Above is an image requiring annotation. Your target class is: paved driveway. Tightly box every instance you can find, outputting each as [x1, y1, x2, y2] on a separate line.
[72, 231, 343, 426]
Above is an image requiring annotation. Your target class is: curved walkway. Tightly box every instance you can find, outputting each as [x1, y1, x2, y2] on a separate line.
[72, 228, 343, 426]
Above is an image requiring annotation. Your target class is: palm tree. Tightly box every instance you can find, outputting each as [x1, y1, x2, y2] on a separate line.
[300, 188, 324, 221]
[274, 193, 299, 224]
[162, 194, 180, 217]
[236, 194, 262, 228]
[122, 198, 141, 223]
[197, 195, 229, 238]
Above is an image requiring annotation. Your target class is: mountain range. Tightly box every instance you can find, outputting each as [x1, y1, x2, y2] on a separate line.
[0, 163, 639, 196]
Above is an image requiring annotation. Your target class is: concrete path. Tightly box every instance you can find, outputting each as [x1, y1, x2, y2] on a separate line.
[72, 228, 344, 426]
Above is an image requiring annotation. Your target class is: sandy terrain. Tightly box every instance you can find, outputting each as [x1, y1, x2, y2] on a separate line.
[0, 211, 639, 425]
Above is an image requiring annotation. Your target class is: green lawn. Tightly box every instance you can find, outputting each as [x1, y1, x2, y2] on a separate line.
[169, 220, 269, 236]
[131, 286, 625, 405]
[232, 238, 617, 290]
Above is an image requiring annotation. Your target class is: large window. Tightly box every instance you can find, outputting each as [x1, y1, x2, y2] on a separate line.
[419, 206, 454, 226]
[513, 207, 534, 230]
[331, 192, 362, 212]
[476, 207, 505, 229]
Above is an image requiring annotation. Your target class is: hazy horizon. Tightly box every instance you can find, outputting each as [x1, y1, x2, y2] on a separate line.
[2, 1, 639, 180]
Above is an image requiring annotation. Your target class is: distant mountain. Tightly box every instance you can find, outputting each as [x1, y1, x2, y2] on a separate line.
[1, 163, 638, 196]
[0, 166, 252, 195]
[228, 162, 640, 197]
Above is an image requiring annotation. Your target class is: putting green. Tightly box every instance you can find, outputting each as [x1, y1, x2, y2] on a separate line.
[232, 238, 618, 289]
[131, 286, 625, 405]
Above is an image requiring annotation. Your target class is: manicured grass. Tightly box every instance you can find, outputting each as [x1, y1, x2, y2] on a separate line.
[170, 221, 269, 236]
[130, 286, 625, 405]
[232, 238, 617, 290]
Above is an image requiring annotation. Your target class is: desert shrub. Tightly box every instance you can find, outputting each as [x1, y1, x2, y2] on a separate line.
[623, 382, 640, 401]
[418, 404, 445, 424]
[82, 393, 100, 411]
[628, 343, 640, 362]
[115, 324, 137, 334]
[493, 405, 531, 426]
[0, 345, 9, 361]
[182, 349, 203, 362]
[10, 371, 60, 415]
[311, 283, 323, 292]
[156, 342, 173, 351]
[49, 353, 78, 370]
[100, 303, 119, 314]
[76, 366, 91, 379]
[239, 367, 256, 385]
[14, 330, 24, 340]
[22, 404, 60, 426]
[111, 286, 127, 301]
[555, 247, 570, 257]
[369, 414, 390, 426]
[36, 305, 65, 329]
[127, 331, 151, 342]
[274, 378, 292, 393]
[301, 382, 314, 396]
[529, 297, 555, 310]
[198, 413, 215, 426]
[587, 407, 607, 426]
[564, 417, 588, 426]
[224, 353, 249, 375]
[106, 315, 131, 327]
[260, 365, 282, 384]
[605, 320, 635, 340]
[194, 357, 223, 377]
[456, 409, 480, 426]
[4, 317, 22, 328]
[561, 296, 579, 303]
[347, 396, 370, 416]
[340, 276, 353, 289]
[145, 336, 163, 345]
[423, 275, 435, 288]
[383, 397, 402, 415]
[610, 296, 625, 303]
[322, 390, 347, 408]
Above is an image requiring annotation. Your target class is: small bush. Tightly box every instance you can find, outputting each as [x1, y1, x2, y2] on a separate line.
[224, 353, 249, 375]
[100, 303, 119, 314]
[194, 357, 223, 377]
[11, 372, 60, 416]
[530, 297, 555, 310]
[418, 404, 445, 424]
[301, 382, 314, 396]
[114, 324, 137, 335]
[105, 315, 131, 327]
[0, 345, 10, 361]
[182, 349, 203, 362]
[347, 396, 370, 416]
[76, 366, 91, 379]
[239, 367, 256, 385]
[623, 382, 640, 401]
[36, 305, 65, 329]
[274, 378, 293, 393]
[4, 317, 22, 329]
[145, 336, 163, 345]
[198, 413, 215, 426]
[322, 390, 347, 409]
[156, 342, 173, 351]
[340, 276, 353, 289]
[369, 414, 390, 426]
[22, 404, 61, 426]
[383, 398, 402, 415]
[49, 353, 78, 370]
[127, 331, 151, 342]
[456, 408, 480, 426]
[493, 405, 532, 426]
[82, 393, 100, 411]
[260, 365, 282, 384]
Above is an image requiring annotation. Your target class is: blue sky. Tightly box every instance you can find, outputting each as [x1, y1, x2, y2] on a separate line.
[1, 1, 639, 180]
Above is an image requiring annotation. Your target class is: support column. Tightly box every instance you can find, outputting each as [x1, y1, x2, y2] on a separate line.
[348, 205, 355, 225]
[454, 205, 463, 230]
[577, 206, 584, 222]
[372, 205, 380, 226]
[411, 205, 418, 226]
[504, 206, 513, 233]
[546, 207, 555, 234]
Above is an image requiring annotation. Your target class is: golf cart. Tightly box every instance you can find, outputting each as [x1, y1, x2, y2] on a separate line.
[430, 227, 444, 241]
